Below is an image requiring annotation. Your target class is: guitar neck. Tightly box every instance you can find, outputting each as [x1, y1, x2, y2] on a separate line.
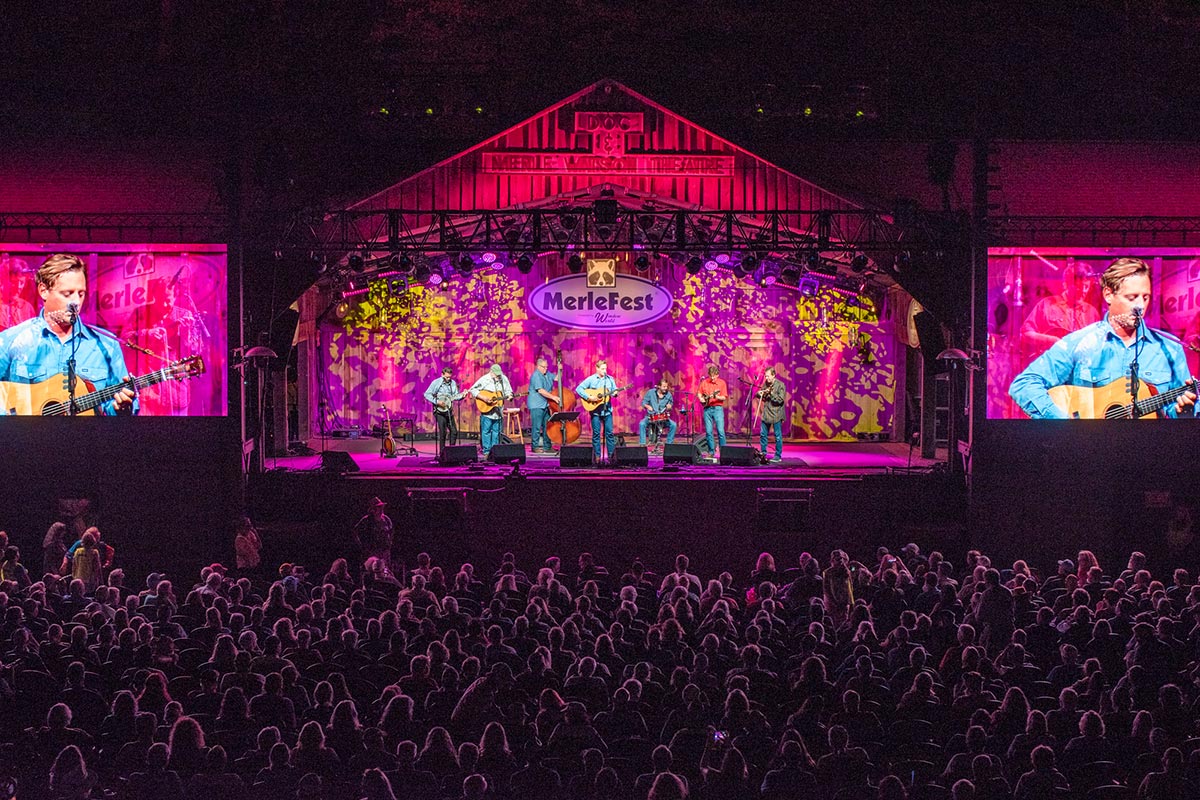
[72, 367, 177, 413]
[1132, 380, 1195, 417]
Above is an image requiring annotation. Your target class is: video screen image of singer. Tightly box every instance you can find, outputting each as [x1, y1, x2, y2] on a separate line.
[0, 246, 227, 416]
[987, 247, 1200, 420]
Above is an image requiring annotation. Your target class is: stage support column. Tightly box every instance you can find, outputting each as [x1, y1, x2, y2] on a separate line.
[920, 360, 937, 460]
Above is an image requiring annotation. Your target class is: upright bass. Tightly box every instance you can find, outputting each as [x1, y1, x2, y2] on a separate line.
[543, 349, 581, 447]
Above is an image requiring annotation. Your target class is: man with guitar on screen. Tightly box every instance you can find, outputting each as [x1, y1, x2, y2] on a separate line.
[423, 365, 467, 450]
[576, 358, 628, 465]
[0, 254, 136, 415]
[698, 364, 729, 456]
[469, 363, 513, 456]
[1009, 257, 1197, 419]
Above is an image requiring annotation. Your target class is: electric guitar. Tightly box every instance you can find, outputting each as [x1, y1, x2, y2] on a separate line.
[380, 406, 397, 457]
[475, 389, 528, 414]
[579, 384, 631, 412]
[1047, 377, 1198, 419]
[0, 356, 205, 416]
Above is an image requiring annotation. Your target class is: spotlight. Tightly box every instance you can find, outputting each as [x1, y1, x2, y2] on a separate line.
[561, 214, 579, 231]
[850, 253, 870, 273]
[634, 254, 650, 272]
[457, 254, 475, 276]
[347, 254, 365, 273]
[780, 263, 801, 284]
[594, 187, 619, 225]
[686, 256, 703, 275]
[894, 251, 911, 273]
[736, 254, 757, 277]
[804, 250, 821, 271]
[567, 254, 584, 274]
[798, 277, 818, 297]
[428, 264, 445, 286]
[636, 215, 656, 232]
[703, 258, 719, 272]
[480, 252, 498, 264]
[754, 263, 779, 287]
[334, 301, 351, 320]
[516, 254, 533, 274]
[398, 254, 414, 274]
[714, 253, 731, 265]
[490, 256, 506, 272]
[414, 261, 431, 282]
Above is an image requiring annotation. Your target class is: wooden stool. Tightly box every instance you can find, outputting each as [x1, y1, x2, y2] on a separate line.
[502, 407, 523, 443]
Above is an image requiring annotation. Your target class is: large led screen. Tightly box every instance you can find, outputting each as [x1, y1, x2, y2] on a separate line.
[0, 245, 227, 416]
[987, 247, 1200, 420]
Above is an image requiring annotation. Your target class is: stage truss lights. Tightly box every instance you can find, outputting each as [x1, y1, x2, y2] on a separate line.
[780, 263, 801, 284]
[850, 253, 870, 273]
[347, 253, 365, 273]
[686, 256, 703, 275]
[428, 263, 446, 286]
[413, 260, 431, 283]
[490, 255, 506, 272]
[480, 251, 498, 264]
[516, 254, 533, 274]
[754, 262, 779, 287]
[388, 278, 408, 295]
[797, 276, 818, 297]
[736, 254, 757, 278]
[567, 254, 584, 274]
[456, 254, 475, 276]
[703, 257, 720, 272]
[634, 254, 651, 272]
[803, 249, 822, 271]
[396, 253, 414, 274]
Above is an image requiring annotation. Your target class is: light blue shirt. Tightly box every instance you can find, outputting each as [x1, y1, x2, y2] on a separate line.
[641, 388, 673, 417]
[0, 313, 135, 415]
[423, 376, 461, 409]
[576, 373, 618, 417]
[1009, 317, 1192, 419]
[527, 370, 558, 410]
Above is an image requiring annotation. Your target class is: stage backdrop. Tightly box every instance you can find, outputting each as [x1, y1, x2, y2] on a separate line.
[297, 255, 896, 441]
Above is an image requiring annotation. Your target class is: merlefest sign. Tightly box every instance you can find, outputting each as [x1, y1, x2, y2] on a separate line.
[482, 111, 734, 177]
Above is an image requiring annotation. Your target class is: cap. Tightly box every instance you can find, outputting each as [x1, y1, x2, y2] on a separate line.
[1058, 559, 1075, 570]
[368, 496, 386, 508]
[146, 572, 166, 587]
[490, 364, 503, 376]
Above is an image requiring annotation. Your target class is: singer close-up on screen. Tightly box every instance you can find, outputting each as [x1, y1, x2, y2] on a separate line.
[0, 246, 227, 416]
[987, 248, 1200, 420]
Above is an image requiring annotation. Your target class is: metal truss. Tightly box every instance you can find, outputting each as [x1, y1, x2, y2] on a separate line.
[0, 212, 229, 243]
[990, 216, 1200, 247]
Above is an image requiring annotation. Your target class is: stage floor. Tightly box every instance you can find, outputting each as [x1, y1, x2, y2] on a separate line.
[269, 438, 941, 478]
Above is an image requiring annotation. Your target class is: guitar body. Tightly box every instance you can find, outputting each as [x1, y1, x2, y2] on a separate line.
[579, 384, 631, 413]
[475, 390, 527, 415]
[0, 375, 100, 416]
[1047, 379, 1160, 419]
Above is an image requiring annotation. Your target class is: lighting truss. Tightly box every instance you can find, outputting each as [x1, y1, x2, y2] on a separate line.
[989, 216, 1200, 247]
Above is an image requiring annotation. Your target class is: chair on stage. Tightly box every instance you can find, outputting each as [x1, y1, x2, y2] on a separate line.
[502, 407, 523, 444]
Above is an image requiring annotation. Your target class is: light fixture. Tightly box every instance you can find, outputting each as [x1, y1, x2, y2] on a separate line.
[480, 252, 498, 264]
[780, 263, 801, 284]
[736, 254, 757, 278]
[567, 254, 584, 274]
[686, 256, 703, 275]
[490, 256, 506, 272]
[516, 255, 533, 274]
[703, 258, 719, 272]
[456, 254, 475, 276]
[594, 187, 619, 225]
[894, 251, 911, 273]
[754, 263, 780, 287]
[347, 254, 365, 273]
[804, 250, 821, 271]
[388, 278, 407, 295]
[634, 254, 650, 272]
[397, 254, 414, 274]
[798, 277, 818, 297]
[414, 261, 431, 282]
[850, 253, 870, 273]
[428, 263, 445, 286]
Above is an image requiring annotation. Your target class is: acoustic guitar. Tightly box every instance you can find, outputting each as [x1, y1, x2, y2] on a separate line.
[1047, 377, 1198, 419]
[0, 356, 205, 416]
[475, 389, 528, 414]
[380, 406, 397, 458]
[579, 384, 631, 413]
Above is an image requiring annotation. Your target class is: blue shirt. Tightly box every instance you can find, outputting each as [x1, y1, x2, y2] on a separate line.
[0, 313, 135, 416]
[641, 388, 673, 417]
[1009, 317, 1192, 419]
[576, 374, 618, 416]
[423, 376, 461, 409]
[527, 370, 558, 410]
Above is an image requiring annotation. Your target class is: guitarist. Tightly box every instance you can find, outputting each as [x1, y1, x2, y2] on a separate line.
[468, 363, 512, 456]
[1010, 256, 1196, 419]
[697, 364, 729, 457]
[576, 358, 621, 464]
[0, 254, 136, 414]
[423, 366, 465, 449]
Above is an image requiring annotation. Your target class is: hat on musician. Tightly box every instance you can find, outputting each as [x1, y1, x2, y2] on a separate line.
[490, 364, 503, 376]
[368, 496, 386, 508]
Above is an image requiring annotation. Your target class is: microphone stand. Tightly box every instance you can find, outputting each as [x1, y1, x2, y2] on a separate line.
[1129, 309, 1143, 417]
[66, 306, 80, 416]
[739, 373, 761, 450]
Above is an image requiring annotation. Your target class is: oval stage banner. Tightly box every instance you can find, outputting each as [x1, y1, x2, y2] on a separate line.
[527, 273, 673, 331]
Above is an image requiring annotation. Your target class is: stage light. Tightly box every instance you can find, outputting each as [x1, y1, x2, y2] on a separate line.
[347, 254, 365, 273]
[517, 254, 533, 274]
[798, 277, 818, 296]
[634, 254, 650, 272]
[561, 214, 579, 231]
[414, 261, 431, 282]
[714, 253, 731, 265]
[850, 253, 870, 273]
[480, 252, 498, 264]
[456, 254, 475, 276]
[804, 250, 821, 271]
[388, 278, 407, 295]
[567, 254, 584, 273]
[428, 264, 445, 285]
[334, 301, 351, 320]
[398, 254, 414, 274]
[704, 258, 720, 272]
[736, 254, 757, 277]
[894, 250, 911, 273]
[780, 263, 801, 284]
[686, 256, 703, 275]
[636, 215, 656, 232]
[594, 188, 619, 225]
[754, 263, 779, 287]
[490, 256, 506, 272]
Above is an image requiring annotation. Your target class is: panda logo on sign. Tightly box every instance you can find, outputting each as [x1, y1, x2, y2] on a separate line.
[587, 258, 617, 288]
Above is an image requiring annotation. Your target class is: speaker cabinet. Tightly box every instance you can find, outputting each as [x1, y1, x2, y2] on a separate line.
[320, 451, 360, 473]
[559, 445, 593, 467]
[439, 445, 478, 466]
[663, 443, 699, 465]
[611, 446, 648, 467]
[719, 446, 760, 466]
[488, 443, 527, 464]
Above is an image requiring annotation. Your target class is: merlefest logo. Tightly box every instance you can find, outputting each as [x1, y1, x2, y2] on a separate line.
[528, 270, 672, 331]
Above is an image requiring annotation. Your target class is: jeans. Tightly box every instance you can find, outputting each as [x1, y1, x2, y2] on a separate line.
[703, 406, 726, 452]
[760, 420, 782, 459]
[639, 416, 677, 445]
[530, 406, 550, 449]
[434, 410, 458, 449]
[480, 415, 501, 454]
[590, 412, 615, 460]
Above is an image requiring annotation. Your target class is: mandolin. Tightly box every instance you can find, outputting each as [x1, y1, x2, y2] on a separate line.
[380, 406, 397, 457]
[0, 356, 205, 416]
[579, 384, 631, 412]
[475, 389, 528, 414]
[1046, 377, 1198, 419]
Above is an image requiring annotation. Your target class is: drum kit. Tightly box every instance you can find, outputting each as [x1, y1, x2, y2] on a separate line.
[644, 390, 694, 452]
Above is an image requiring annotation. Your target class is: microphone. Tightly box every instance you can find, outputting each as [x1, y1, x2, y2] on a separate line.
[66, 302, 79, 318]
[1132, 306, 1143, 320]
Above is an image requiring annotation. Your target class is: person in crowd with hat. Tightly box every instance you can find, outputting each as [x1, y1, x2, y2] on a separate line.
[353, 496, 395, 574]
[468, 363, 513, 457]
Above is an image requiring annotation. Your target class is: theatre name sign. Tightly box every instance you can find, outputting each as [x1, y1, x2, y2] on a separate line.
[482, 111, 734, 177]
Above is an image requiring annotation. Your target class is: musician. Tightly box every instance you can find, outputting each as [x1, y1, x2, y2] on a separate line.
[423, 366, 464, 449]
[469, 363, 512, 456]
[1019, 260, 1100, 364]
[638, 377, 677, 446]
[576, 358, 620, 463]
[757, 367, 786, 462]
[527, 355, 558, 453]
[0, 254, 136, 414]
[1009, 257, 1196, 419]
[697, 364, 728, 455]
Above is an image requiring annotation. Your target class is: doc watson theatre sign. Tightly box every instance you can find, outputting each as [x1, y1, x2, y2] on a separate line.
[528, 274, 673, 331]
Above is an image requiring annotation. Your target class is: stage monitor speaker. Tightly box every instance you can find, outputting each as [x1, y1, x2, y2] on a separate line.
[439, 445, 478, 466]
[719, 446, 760, 466]
[663, 443, 699, 465]
[611, 446, 648, 467]
[559, 445, 593, 468]
[320, 451, 359, 473]
[913, 310, 949, 374]
[488, 443, 527, 464]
